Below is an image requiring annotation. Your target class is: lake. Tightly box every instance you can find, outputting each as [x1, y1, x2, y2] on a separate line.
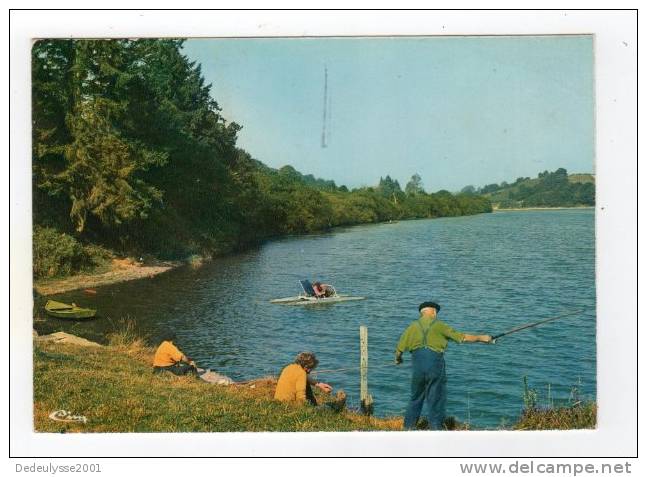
[35, 208, 596, 429]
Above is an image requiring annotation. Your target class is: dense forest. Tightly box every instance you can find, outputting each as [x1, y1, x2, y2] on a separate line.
[461, 168, 595, 209]
[32, 39, 491, 279]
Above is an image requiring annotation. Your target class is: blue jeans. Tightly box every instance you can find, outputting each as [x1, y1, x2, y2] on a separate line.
[403, 348, 447, 430]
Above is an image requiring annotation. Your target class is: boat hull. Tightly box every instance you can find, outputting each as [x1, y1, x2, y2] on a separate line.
[270, 295, 366, 306]
[44, 300, 97, 320]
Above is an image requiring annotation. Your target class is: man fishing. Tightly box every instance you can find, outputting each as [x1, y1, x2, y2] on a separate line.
[395, 301, 492, 430]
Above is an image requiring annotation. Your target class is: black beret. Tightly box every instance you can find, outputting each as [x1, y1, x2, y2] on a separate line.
[419, 301, 441, 312]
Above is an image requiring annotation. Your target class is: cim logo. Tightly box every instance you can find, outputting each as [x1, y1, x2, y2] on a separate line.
[48, 409, 87, 424]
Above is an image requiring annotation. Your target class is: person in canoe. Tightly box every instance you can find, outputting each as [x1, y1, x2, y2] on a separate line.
[312, 281, 333, 298]
[395, 301, 493, 430]
[274, 352, 346, 411]
[153, 332, 197, 376]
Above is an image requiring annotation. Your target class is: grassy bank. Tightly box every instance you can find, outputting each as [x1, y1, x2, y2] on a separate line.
[33, 336, 402, 432]
[514, 403, 597, 430]
[33, 335, 596, 433]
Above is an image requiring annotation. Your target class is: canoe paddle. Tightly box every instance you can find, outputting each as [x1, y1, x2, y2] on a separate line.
[491, 309, 585, 343]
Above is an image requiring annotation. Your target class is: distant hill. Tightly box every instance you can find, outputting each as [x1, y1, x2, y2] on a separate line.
[464, 168, 595, 209]
[567, 173, 596, 185]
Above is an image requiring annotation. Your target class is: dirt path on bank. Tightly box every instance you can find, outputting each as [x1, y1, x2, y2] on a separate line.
[34, 258, 181, 296]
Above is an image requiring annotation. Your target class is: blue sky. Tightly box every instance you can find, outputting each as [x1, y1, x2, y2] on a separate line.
[183, 36, 594, 192]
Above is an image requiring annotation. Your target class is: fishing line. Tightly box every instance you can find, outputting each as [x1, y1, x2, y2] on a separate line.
[313, 362, 400, 375]
[237, 310, 587, 380]
[314, 310, 586, 373]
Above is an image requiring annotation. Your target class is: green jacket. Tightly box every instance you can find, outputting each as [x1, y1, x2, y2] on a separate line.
[396, 315, 465, 353]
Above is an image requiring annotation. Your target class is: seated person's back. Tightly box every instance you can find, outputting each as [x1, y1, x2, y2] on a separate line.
[152, 332, 196, 376]
[274, 363, 308, 403]
[153, 340, 183, 367]
[274, 352, 344, 410]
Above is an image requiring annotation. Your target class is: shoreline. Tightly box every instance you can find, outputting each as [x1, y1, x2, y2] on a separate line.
[33, 212, 491, 296]
[34, 258, 183, 296]
[493, 206, 594, 212]
[33, 206, 590, 296]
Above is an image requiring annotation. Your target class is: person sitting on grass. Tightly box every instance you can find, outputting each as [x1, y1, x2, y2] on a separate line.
[274, 352, 346, 410]
[152, 332, 197, 376]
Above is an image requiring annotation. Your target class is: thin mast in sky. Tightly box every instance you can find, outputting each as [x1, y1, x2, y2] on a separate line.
[321, 65, 328, 148]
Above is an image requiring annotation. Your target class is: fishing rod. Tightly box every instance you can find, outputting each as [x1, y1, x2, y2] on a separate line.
[317, 310, 587, 372]
[491, 309, 585, 342]
[240, 310, 585, 379]
[317, 311, 584, 374]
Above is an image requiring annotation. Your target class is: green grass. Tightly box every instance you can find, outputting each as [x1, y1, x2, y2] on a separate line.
[514, 375, 596, 430]
[33, 339, 596, 432]
[33, 340, 402, 433]
[513, 403, 597, 430]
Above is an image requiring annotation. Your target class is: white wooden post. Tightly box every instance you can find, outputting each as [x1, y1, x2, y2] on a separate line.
[360, 325, 373, 415]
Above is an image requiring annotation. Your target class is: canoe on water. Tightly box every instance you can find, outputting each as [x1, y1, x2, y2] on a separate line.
[270, 295, 366, 306]
[270, 280, 366, 306]
[44, 300, 97, 320]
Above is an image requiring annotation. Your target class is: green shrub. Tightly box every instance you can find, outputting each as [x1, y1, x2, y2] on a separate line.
[33, 226, 85, 278]
[81, 243, 113, 271]
[33, 226, 113, 279]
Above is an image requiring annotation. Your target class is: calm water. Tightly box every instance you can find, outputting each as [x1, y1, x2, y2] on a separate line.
[35, 209, 596, 428]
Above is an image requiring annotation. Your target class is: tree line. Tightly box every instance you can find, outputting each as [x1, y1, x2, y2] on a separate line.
[461, 168, 595, 208]
[32, 39, 491, 278]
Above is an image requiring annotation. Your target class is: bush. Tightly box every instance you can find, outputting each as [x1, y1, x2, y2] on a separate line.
[33, 226, 85, 278]
[33, 226, 112, 279]
[81, 243, 113, 270]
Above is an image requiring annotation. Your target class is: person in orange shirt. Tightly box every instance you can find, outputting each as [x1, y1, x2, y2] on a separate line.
[274, 352, 345, 410]
[152, 332, 197, 376]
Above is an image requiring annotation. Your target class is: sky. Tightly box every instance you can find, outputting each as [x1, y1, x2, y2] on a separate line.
[183, 36, 594, 192]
